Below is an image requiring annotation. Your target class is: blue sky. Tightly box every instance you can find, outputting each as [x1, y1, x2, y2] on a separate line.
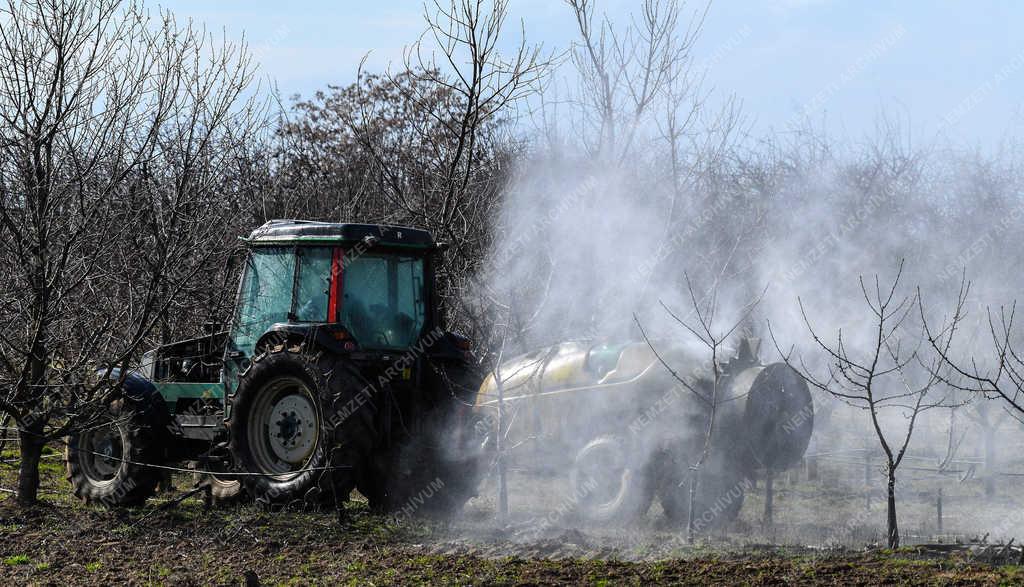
[159, 1, 1022, 146]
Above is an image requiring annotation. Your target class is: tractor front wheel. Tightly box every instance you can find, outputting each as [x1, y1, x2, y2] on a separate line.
[66, 398, 162, 507]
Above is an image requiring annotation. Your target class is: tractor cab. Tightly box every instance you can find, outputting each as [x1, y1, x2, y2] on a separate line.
[224, 221, 439, 388]
[230, 222, 434, 352]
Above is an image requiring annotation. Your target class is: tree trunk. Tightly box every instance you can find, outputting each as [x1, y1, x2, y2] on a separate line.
[864, 449, 872, 511]
[686, 469, 698, 543]
[983, 425, 997, 499]
[18, 341, 49, 506]
[17, 422, 46, 505]
[886, 468, 899, 549]
[495, 367, 508, 522]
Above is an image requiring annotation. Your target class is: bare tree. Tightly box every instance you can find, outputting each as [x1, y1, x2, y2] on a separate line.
[771, 261, 954, 548]
[636, 272, 764, 541]
[0, 0, 259, 503]
[410, 1, 547, 224]
[328, 0, 549, 354]
[560, 0, 754, 321]
[921, 280, 1024, 499]
[565, 0, 711, 163]
[922, 281, 1024, 423]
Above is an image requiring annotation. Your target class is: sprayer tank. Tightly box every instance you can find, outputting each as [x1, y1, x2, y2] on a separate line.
[475, 339, 814, 476]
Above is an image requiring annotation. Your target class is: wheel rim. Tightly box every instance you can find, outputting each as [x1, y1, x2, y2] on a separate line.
[573, 438, 631, 512]
[247, 376, 320, 479]
[208, 474, 239, 488]
[78, 417, 125, 487]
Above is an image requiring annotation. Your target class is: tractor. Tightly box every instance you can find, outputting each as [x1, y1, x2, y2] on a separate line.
[65, 220, 485, 512]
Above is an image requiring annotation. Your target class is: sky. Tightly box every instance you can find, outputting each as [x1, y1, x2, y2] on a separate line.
[157, 0, 1023, 147]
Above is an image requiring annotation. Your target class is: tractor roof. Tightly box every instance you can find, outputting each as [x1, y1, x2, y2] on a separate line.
[244, 220, 435, 248]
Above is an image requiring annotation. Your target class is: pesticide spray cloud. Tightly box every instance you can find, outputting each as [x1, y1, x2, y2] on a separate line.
[470, 117, 1024, 546]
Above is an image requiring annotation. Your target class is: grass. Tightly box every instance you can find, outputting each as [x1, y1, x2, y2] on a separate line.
[884, 557, 931, 569]
[999, 564, 1024, 580]
[345, 560, 367, 573]
[3, 554, 29, 566]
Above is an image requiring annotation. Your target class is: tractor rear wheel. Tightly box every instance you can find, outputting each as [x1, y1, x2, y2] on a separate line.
[363, 435, 482, 517]
[66, 398, 162, 507]
[227, 347, 375, 509]
[659, 451, 747, 530]
[358, 361, 486, 517]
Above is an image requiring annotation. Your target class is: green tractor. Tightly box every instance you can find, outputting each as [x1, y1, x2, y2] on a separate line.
[65, 221, 485, 512]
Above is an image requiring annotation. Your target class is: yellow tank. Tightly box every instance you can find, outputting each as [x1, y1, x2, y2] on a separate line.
[475, 341, 676, 406]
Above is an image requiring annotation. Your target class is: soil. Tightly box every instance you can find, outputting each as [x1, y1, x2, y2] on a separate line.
[0, 449, 1021, 585]
[0, 497, 1019, 585]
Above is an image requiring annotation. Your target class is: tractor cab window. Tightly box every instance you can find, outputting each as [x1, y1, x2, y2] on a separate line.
[228, 246, 426, 359]
[340, 254, 425, 348]
[231, 246, 336, 357]
[231, 247, 296, 357]
[294, 247, 333, 322]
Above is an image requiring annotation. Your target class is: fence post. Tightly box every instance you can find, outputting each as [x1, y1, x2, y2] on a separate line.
[763, 471, 774, 529]
[807, 449, 819, 482]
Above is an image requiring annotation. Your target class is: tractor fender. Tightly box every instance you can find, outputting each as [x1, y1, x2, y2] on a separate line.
[96, 367, 171, 441]
[254, 323, 349, 355]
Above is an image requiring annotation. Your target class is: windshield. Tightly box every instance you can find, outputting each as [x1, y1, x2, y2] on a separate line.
[229, 246, 426, 357]
[340, 253, 426, 348]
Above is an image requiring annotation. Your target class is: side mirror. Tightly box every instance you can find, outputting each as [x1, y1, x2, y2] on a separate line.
[434, 241, 450, 253]
[226, 245, 248, 270]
